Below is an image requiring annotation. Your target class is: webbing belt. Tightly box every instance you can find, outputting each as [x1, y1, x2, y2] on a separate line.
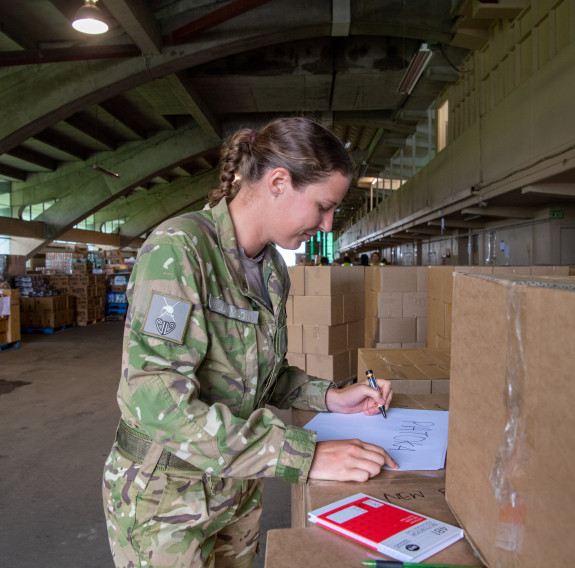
[116, 419, 198, 471]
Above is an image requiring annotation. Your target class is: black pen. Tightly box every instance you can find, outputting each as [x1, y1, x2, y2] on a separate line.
[365, 369, 387, 419]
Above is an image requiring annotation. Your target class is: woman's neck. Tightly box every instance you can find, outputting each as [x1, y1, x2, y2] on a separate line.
[228, 187, 267, 258]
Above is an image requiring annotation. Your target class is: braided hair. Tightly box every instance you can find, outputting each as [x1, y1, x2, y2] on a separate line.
[207, 117, 354, 207]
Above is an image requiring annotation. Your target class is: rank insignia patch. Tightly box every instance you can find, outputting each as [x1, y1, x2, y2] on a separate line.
[142, 292, 191, 344]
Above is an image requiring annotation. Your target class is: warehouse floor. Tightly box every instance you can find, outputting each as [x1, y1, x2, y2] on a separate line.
[0, 321, 291, 568]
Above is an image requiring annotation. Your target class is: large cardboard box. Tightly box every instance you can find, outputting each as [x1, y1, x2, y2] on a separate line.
[302, 323, 347, 355]
[287, 324, 303, 353]
[377, 292, 403, 317]
[379, 266, 417, 292]
[446, 273, 575, 568]
[378, 316, 416, 344]
[292, 295, 344, 326]
[286, 352, 305, 369]
[287, 266, 305, 296]
[357, 347, 450, 394]
[306, 351, 351, 384]
[304, 266, 364, 296]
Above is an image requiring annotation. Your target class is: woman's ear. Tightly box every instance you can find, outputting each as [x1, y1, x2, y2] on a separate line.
[267, 167, 292, 197]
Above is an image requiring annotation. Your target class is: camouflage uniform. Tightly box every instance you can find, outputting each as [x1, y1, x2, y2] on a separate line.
[103, 198, 334, 568]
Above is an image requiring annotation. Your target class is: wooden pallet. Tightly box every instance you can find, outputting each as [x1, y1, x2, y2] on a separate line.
[76, 317, 106, 327]
[105, 313, 126, 322]
[0, 340, 21, 352]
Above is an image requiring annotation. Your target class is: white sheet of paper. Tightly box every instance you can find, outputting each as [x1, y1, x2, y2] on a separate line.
[304, 407, 449, 471]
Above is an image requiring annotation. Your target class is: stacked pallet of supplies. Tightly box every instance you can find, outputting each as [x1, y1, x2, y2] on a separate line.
[364, 266, 428, 349]
[20, 295, 75, 329]
[69, 263, 106, 325]
[0, 289, 21, 347]
[45, 266, 106, 326]
[287, 266, 365, 386]
[106, 273, 129, 317]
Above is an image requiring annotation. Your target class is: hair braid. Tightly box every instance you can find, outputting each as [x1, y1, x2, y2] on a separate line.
[207, 117, 353, 207]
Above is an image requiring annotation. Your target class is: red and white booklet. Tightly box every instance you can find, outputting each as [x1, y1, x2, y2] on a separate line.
[308, 493, 464, 563]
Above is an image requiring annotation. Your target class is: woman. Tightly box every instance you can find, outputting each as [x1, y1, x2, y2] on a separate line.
[103, 117, 397, 568]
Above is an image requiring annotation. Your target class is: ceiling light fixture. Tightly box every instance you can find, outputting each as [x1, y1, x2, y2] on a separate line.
[396, 43, 434, 96]
[72, 0, 109, 35]
[93, 164, 119, 178]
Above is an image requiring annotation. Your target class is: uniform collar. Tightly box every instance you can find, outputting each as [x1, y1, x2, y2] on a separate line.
[210, 198, 287, 313]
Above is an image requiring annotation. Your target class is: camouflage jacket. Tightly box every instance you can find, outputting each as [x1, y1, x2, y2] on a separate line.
[117, 198, 334, 484]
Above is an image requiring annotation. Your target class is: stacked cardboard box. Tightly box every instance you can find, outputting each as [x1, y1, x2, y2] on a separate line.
[357, 347, 450, 394]
[287, 266, 365, 386]
[20, 295, 75, 329]
[446, 272, 575, 568]
[70, 272, 106, 325]
[45, 272, 106, 325]
[364, 266, 428, 349]
[0, 289, 21, 344]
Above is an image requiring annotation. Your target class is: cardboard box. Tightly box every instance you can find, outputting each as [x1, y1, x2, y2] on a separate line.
[364, 315, 379, 346]
[287, 266, 305, 296]
[446, 273, 575, 568]
[377, 292, 403, 318]
[306, 351, 351, 383]
[416, 317, 428, 344]
[287, 324, 303, 353]
[302, 323, 347, 355]
[304, 266, 364, 296]
[346, 319, 365, 351]
[365, 290, 378, 318]
[403, 292, 427, 318]
[343, 292, 365, 322]
[427, 297, 445, 343]
[292, 295, 344, 326]
[416, 266, 428, 292]
[357, 347, 450, 394]
[379, 267, 417, 292]
[364, 266, 380, 291]
[427, 266, 454, 303]
[71, 262, 93, 274]
[286, 352, 305, 369]
[285, 295, 293, 324]
[378, 317, 416, 344]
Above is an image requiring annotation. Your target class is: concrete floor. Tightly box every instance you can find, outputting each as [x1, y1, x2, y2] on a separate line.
[0, 321, 291, 567]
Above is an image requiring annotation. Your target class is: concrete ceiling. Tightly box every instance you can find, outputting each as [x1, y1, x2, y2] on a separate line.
[0, 0, 519, 256]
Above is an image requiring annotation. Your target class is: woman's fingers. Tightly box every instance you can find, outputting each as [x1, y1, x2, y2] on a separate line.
[309, 439, 398, 481]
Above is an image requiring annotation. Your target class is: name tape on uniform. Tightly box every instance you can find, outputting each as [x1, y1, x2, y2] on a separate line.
[208, 294, 259, 324]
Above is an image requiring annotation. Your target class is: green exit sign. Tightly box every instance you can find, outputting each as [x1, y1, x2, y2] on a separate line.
[550, 209, 564, 220]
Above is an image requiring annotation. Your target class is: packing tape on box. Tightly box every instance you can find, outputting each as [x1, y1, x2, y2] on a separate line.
[488, 282, 528, 562]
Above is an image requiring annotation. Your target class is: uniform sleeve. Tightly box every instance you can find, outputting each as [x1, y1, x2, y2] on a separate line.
[119, 240, 316, 484]
[266, 358, 337, 411]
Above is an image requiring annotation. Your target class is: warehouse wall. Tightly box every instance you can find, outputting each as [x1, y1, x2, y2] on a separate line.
[337, 0, 575, 257]
[381, 206, 575, 266]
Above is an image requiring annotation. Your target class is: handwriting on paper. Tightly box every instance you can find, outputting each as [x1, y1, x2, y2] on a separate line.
[304, 408, 449, 471]
[392, 421, 435, 452]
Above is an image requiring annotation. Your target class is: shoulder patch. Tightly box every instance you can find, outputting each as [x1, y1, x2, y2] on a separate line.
[142, 292, 192, 344]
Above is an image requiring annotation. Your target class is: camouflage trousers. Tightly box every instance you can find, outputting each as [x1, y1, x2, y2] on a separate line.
[103, 442, 264, 568]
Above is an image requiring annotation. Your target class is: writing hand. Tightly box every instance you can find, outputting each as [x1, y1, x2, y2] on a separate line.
[325, 379, 393, 415]
[309, 439, 398, 481]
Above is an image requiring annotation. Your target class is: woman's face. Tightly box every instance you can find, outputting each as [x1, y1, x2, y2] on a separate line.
[271, 171, 350, 250]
